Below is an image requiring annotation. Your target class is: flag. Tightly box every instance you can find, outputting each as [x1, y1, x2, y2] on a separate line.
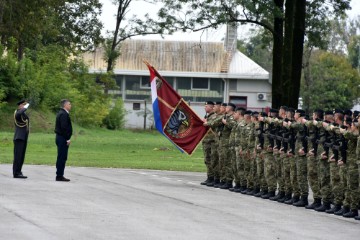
[144, 61, 210, 155]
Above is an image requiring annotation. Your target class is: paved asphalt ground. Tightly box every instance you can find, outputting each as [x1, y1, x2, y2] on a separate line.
[0, 164, 359, 240]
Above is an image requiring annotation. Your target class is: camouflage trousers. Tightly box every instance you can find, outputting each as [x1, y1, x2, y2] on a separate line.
[242, 150, 251, 188]
[248, 150, 260, 189]
[202, 140, 214, 178]
[256, 151, 267, 191]
[307, 154, 321, 199]
[296, 155, 308, 196]
[211, 139, 220, 180]
[340, 155, 360, 210]
[274, 152, 284, 192]
[289, 156, 300, 196]
[280, 153, 291, 194]
[318, 146, 332, 203]
[230, 145, 238, 185]
[246, 150, 258, 189]
[265, 152, 277, 192]
[234, 146, 241, 186]
[218, 138, 226, 181]
[329, 160, 344, 205]
[236, 147, 247, 187]
[219, 140, 233, 182]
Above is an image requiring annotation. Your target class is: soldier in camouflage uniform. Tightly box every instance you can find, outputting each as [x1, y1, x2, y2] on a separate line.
[277, 108, 295, 203]
[339, 117, 359, 218]
[323, 109, 344, 214]
[270, 106, 287, 201]
[259, 109, 278, 199]
[200, 101, 216, 186]
[314, 110, 334, 212]
[229, 107, 245, 192]
[254, 112, 267, 197]
[239, 110, 254, 194]
[247, 111, 260, 195]
[219, 103, 237, 189]
[303, 109, 323, 209]
[287, 109, 309, 207]
[206, 103, 227, 187]
[355, 116, 360, 221]
[233, 108, 247, 192]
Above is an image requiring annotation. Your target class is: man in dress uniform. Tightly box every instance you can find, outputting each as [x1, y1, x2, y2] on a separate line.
[13, 99, 30, 178]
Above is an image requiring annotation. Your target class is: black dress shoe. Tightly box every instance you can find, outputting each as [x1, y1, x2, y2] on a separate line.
[56, 176, 70, 182]
[14, 173, 27, 179]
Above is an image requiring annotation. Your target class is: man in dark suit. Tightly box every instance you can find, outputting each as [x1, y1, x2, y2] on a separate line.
[54, 99, 73, 182]
[13, 99, 30, 178]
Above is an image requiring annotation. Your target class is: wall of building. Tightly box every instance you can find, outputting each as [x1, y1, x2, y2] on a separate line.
[228, 79, 272, 110]
[123, 101, 205, 129]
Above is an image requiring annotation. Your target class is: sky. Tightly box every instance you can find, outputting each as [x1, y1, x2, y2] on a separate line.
[99, 0, 360, 42]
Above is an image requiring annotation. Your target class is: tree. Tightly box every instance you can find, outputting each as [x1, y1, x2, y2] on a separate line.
[152, 0, 350, 108]
[0, 0, 103, 60]
[300, 50, 360, 111]
[237, 30, 273, 73]
[103, 0, 174, 72]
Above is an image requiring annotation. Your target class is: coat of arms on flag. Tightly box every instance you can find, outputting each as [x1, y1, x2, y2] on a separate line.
[144, 60, 210, 155]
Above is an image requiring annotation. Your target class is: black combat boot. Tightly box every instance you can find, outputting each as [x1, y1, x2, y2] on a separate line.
[255, 189, 267, 197]
[293, 195, 308, 207]
[315, 201, 331, 212]
[240, 187, 249, 194]
[245, 188, 254, 195]
[214, 180, 225, 188]
[343, 209, 358, 218]
[334, 206, 350, 216]
[285, 195, 299, 205]
[278, 192, 291, 203]
[234, 186, 246, 193]
[207, 178, 218, 187]
[305, 198, 322, 210]
[326, 204, 342, 214]
[200, 177, 210, 185]
[355, 215, 360, 220]
[229, 184, 241, 192]
[220, 181, 233, 189]
[270, 191, 285, 201]
[248, 187, 260, 196]
[261, 191, 275, 199]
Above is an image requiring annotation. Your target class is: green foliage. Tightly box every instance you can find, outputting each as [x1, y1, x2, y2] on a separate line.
[301, 50, 360, 111]
[0, 0, 103, 59]
[237, 29, 273, 73]
[103, 98, 126, 130]
[0, 43, 111, 128]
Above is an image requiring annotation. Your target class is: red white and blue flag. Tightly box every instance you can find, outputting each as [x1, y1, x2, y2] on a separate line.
[145, 61, 210, 155]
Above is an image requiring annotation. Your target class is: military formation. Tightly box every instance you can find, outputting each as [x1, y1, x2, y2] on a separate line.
[201, 101, 360, 221]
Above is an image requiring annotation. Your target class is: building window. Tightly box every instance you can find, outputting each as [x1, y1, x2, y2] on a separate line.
[192, 78, 209, 90]
[229, 96, 247, 108]
[140, 76, 150, 89]
[176, 77, 191, 90]
[133, 103, 141, 110]
[125, 75, 150, 100]
[229, 79, 237, 91]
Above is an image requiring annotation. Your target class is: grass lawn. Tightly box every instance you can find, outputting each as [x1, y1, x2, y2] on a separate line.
[0, 128, 206, 172]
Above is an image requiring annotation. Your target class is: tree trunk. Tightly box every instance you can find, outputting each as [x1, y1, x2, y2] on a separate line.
[271, 0, 284, 109]
[289, 0, 306, 109]
[281, 0, 294, 108]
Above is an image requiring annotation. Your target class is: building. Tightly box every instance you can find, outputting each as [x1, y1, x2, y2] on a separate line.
[82, 26, 271, 128]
